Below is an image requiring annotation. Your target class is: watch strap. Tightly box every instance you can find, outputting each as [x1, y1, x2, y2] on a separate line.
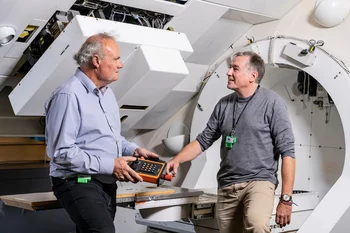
[280, 200, 293, 206]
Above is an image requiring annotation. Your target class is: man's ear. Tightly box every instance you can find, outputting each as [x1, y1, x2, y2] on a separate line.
[91, 55, 100, 68]
[249, 71, 258, 83]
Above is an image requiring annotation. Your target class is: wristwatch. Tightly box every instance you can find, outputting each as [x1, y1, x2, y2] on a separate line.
[280, 194, 292, 202]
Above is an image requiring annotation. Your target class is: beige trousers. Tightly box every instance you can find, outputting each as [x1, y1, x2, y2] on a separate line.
[217, 181, 275, 233]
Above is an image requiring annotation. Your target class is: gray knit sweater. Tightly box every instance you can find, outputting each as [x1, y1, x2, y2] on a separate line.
[196, 87, 295, 188]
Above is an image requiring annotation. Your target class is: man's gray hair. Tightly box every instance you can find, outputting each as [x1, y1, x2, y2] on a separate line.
[233, 51, 266, 83]
[73, 32, 117, 66]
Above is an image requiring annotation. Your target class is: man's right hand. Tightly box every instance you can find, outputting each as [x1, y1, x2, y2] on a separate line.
[113, 156, 143, 183]
[166, 159, 180, 177]
[165, 140, 202, 177]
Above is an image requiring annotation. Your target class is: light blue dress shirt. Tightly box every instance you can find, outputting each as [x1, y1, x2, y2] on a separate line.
[45, 69, 138, 178]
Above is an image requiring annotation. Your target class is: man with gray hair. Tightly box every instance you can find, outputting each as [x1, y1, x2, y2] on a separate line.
[167, 51, 296, 233]
[45, 33, 158, 233]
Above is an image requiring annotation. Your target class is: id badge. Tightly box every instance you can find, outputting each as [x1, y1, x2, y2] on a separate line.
[225, 135, 236, 148]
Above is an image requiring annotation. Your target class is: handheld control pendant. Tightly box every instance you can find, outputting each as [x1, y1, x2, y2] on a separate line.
[128, 157, 172, 186]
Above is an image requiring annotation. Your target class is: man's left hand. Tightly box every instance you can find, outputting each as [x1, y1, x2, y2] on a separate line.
[275, 202, 292, 227]
[133, 148, 159, 160]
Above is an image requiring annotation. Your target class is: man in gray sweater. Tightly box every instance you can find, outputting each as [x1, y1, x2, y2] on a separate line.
[166, 51, 295, 233]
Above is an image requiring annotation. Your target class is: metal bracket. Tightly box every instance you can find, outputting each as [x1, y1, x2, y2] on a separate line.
[190, 203, 215, 220]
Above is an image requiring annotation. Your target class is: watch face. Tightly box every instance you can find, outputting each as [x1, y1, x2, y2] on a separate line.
[282, 194, 291, 201]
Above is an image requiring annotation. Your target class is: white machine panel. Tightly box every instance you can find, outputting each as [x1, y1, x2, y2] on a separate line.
[202, 0, 302, 19]
[186, 17, 251, 65]
[133, 62, 208, 129]
[165, 0, 229, 45]
[132, 90, 194, 129]
[311, 103, 345, 148]
[9, 15, 193, 117]
[309, 147, 345, 200]
[222, 8, 276, 24]
[283, 43, 317, 66]
[115, 45, 189, 131]
[173, 62, 208, 92]
[0, 57, 18, 76]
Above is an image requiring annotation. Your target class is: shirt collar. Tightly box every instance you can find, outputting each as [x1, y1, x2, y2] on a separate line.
[75, 68, 108, 95]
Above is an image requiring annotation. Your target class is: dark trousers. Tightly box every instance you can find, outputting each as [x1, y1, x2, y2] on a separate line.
[52, 177, 117, 233]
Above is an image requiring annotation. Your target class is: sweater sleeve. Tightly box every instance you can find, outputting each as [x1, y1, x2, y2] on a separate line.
[196, 99, 226, 151]
[270, 96, 295, 158]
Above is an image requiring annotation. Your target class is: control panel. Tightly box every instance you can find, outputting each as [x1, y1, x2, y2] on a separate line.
[129, 158, 172, 186]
